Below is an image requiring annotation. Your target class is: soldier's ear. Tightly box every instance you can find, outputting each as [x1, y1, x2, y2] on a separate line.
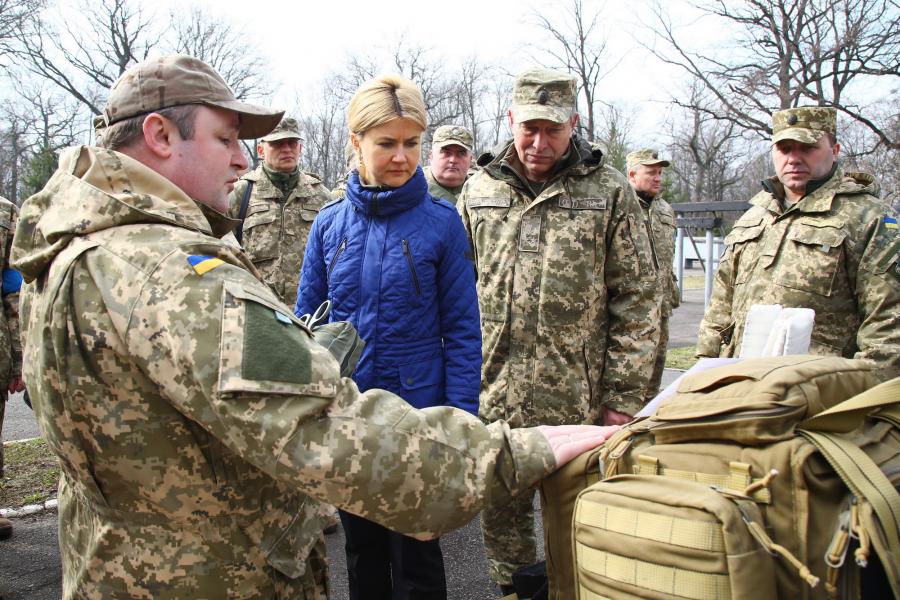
[569, 113, 580, 132]
[141, 113, 176, 159]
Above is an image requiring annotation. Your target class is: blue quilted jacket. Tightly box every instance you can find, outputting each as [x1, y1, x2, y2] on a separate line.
[295, 167, 480, 414]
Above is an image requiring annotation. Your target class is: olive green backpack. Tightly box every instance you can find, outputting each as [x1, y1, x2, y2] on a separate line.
[540, 355, 900, 600]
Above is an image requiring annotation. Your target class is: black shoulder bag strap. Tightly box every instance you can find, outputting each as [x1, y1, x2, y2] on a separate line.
[234, 180, 254, 244]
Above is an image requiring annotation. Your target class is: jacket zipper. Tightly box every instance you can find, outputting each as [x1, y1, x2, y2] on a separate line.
[402, 239, 422, 296]
[327, 238, 347, 281]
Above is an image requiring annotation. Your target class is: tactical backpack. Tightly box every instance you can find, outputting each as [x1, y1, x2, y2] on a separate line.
[540, 355, 899, 600]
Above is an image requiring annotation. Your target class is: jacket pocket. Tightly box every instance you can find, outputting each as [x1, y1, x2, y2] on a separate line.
[725, 221, 766, 285]
[326, 237, 347, 283]
[775, 224, 846, 296]
[402, 239, 422, 296]
[242, 205, 279, 261]
[398, 356, 444, 408]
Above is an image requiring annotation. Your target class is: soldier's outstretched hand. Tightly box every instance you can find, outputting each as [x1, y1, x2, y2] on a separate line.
[536, 424, 620, 468]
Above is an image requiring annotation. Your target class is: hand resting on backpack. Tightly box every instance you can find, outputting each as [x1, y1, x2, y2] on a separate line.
[536, 424, 620, 467]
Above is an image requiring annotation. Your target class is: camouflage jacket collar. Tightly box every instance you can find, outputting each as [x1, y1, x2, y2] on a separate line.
[481, 136, 604, 198]
[243, 165, 308, 201]
[11, 145, 236, 282]
[754, 167, 878, 216]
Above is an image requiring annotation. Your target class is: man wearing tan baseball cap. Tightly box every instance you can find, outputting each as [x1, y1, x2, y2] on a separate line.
[10, 54, 621, 599]
[697, 106, 899, 381]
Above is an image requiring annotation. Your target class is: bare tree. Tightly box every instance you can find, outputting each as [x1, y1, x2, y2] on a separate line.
[297, 75, 350, 188]
[665, 85, 746, 203]
[531, 0, 620, 140]
[0, 0, 44, 61]
[11, 0, 157, 116]
[170, 5, 270, 101]
[645, 0, 900, 150]
[595, 102, 636, 173]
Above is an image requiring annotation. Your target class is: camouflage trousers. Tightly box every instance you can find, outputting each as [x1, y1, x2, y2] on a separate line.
[481, 489, 539, 586]
[645, 313, 670, 402]
[0, 394, 4, 477]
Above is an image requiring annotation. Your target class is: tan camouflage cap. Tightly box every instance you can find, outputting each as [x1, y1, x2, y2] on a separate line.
[102, 54, 283, 140]
[261, 117, 304, 143]
[771, 107, 836, 144]
[626, 148, 670, 171]
[510, 69, 577, 124]
[432, 125, 474, 152]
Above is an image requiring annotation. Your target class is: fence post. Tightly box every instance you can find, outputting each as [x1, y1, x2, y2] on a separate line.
[675, 227, 685, 303]
[704, 227, 715, 307]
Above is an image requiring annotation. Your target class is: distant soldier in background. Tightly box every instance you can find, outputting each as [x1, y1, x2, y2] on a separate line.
[697, 107, 900, 381]
[626, 148, 679, 400]
[0, 195, 24, 541]
[425, 125, 475, 202]
[229, 117, 331, 306]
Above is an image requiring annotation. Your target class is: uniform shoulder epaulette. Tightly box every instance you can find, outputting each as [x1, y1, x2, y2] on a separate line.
[303, 171, 324, 183]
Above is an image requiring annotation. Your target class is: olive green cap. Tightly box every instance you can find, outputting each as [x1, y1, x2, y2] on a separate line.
[432, 125, 474, 152]
[771, 107, 836, 144]
[510, 68, 577, 124]
[626, 148, 670, 171]
[261, 117, 303, 142]
[103, 54, 283, 140]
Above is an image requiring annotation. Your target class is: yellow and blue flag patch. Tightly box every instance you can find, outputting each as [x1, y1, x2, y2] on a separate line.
[885, 216, 897, 230]
[187, 255, 225, 275]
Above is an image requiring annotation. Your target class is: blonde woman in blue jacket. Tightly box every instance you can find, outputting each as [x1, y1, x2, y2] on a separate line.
[297, 75, 480, 600]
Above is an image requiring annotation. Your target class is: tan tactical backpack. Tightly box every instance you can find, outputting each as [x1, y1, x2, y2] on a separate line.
[540, 355, 899, 600]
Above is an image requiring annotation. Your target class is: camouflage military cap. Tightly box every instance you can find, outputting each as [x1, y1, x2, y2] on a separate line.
[432, 125, 474, 153]
[103, 54, 283, 139]
[772, 107, 836, 144]
[626, 148, 670, 172]
[261, 117, 304, 143]
[510, 69, 577, 124]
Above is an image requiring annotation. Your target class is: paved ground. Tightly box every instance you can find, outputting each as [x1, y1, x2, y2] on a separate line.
[0, 287, 707, 599]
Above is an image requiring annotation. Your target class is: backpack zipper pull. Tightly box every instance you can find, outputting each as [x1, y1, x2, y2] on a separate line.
[849, 497, 871, 568]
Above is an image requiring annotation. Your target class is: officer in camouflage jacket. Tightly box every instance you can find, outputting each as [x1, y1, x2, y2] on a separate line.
[229, 117, 331, 307]
[627, 148, 680, 400]
[457, 68, 659, 591]
[697, 107, 900, 381]
[11, 55, 617, 600]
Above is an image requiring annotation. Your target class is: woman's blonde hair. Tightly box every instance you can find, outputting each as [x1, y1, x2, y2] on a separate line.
[347, 75, 427, 136]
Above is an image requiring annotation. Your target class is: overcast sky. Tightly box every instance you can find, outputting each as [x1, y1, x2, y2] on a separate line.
[148, 0, 708, 146]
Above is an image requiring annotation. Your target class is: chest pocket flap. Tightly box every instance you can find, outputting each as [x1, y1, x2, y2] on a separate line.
[244, 205, 278, 228]
[785, 223, 846, 249]
[725, 218, 765, 246]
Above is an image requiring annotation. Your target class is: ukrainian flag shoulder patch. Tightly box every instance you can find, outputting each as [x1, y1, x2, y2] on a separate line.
[884, 216, 898, 230]
[187, 255, 225, 275]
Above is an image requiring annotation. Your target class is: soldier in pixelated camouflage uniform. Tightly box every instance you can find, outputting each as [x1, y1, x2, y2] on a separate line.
[626, 148, 680, 400]
[0, 195, 23, 541]
[11, 54, 617, 600]
[425, 125, 475, 203]
[228, 117, 331, 307]
[457, 68, 659, 592]
[697, 107, 900, 381]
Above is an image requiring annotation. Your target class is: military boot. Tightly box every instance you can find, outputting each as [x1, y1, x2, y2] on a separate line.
[0, 516, 12, 540]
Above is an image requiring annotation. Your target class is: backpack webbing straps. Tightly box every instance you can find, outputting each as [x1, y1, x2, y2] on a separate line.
[799, 378, 900, 433]
[234, 180, 254, 244]
[798, 429, 900, 594]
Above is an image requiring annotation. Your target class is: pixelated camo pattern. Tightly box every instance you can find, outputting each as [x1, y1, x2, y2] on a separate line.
[11, 146, 556, 599]
[697, 169, 900, 382]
